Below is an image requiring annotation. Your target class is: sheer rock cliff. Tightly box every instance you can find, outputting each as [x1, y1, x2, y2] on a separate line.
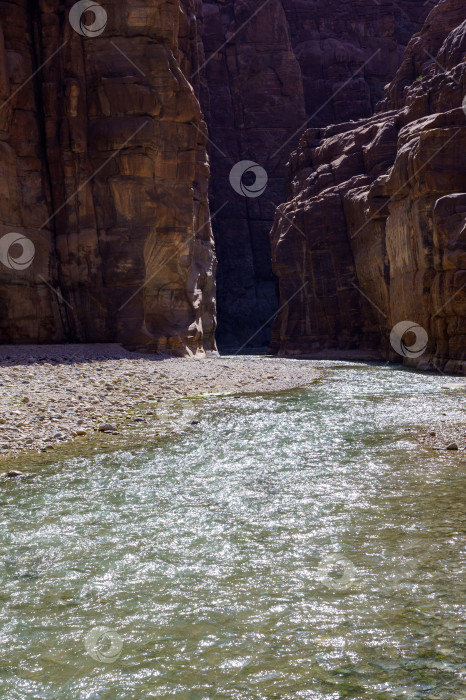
[0, 0, 216, 355]
[269, 0, 465, 373]
[1, 0, 462, 371]
[200, 0, 430, 349]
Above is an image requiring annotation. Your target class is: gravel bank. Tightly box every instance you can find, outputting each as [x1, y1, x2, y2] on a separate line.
[0, 344, 319, 459]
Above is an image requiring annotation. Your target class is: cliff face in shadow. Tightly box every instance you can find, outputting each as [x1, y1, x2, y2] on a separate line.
[0, 0, 216, 355]
[199, 0, 430, 349]
[270, 0, 465, 373]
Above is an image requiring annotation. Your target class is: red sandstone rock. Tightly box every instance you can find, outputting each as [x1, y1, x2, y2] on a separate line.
[0, 0, 453, 362]
[0, 0, 217, 356]
[270, 0, 466, 374]
[200, 0, 430, 349]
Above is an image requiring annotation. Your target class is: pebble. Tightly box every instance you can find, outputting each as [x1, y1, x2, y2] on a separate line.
[0, 345, 318, 457]
[98, 423, 117, 432]
[446, 443, 459, 451]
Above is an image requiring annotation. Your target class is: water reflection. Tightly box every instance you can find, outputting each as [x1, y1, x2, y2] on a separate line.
[0, 362, 464, 698]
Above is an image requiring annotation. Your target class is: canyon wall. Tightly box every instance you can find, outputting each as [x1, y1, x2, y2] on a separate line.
[270, 0, 466, 373]
[200, 0, 430, 349]
[0, 0, 216, 355]
[1, 0, 460, 366]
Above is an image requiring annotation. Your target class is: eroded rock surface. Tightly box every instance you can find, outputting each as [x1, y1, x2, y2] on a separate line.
[0, 0, 216, 355]
[270, 0, 466, 373]
[200, 0, 430, 349]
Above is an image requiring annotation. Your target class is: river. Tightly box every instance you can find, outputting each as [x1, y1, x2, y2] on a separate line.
[1, 361, 464, 699]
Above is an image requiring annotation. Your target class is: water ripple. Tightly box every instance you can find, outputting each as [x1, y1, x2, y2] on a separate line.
[0, 362, 465, 699]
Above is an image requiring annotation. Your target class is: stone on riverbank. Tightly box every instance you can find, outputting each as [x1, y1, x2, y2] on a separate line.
[0, 344, 319, 458]
[98, 424, 118, 433]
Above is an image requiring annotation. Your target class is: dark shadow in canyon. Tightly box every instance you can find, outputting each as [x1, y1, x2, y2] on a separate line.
[200, 0, 430, 351]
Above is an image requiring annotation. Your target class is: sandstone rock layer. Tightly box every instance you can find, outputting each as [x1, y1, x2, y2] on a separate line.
[0, 0, 216, 355]
[270, 0, 466, 374]
[200, 0, 430, 349]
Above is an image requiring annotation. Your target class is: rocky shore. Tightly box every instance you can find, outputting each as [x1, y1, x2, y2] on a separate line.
[0, 345, 319, 460]
[1, 345, 463, 465]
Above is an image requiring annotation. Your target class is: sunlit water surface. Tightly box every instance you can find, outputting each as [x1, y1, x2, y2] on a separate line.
[0, 361, 465, 699]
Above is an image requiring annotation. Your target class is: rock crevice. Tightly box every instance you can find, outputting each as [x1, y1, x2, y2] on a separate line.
[200, 0, 431, 349]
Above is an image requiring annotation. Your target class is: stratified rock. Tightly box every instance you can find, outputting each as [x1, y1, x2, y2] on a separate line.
[270, 0, 465, 374]
[200, 0, 430, 349]
[0, 0, 216, 356]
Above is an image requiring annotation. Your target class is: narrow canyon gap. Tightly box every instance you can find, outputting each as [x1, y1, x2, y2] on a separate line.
[199, 0, 431, 350]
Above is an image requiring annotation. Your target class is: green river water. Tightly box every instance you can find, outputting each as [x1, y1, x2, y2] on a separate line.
[0, 361, 465, 699]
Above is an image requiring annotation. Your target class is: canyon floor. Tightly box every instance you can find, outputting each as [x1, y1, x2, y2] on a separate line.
[0, 344, 322, 460]
[0, 344, 464, 464]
